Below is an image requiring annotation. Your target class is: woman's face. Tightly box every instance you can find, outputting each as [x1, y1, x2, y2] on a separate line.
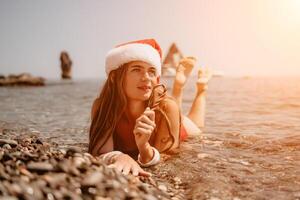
[123, 61, 159, 102]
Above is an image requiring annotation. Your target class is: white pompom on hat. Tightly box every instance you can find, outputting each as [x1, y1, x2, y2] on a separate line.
[105, 38, 162, 76]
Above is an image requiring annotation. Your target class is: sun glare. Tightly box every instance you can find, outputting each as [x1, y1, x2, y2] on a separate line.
[281, 0, 300, 24]
[263, 0, 300, 33]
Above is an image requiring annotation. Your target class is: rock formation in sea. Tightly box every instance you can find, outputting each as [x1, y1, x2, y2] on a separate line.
[0, 73, 45, 86]
[60, 51, 72, 79]
[162, 43, 184, 77]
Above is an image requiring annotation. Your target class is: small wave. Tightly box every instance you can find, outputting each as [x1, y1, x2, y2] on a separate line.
[247, 134, 300, 153]
[275, 103, 300, 109]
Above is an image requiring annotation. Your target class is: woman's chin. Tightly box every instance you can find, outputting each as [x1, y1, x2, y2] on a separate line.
[139, 92, 151, 101]
[128, 90, 152, 101]
[142, 94, 151, 100]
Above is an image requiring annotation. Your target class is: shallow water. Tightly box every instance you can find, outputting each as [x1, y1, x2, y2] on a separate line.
[1, 77, 300, 199]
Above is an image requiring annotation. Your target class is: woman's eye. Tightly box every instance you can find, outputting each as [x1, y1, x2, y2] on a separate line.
[149, 70, 156, 76]
[132, 68, 141, 72]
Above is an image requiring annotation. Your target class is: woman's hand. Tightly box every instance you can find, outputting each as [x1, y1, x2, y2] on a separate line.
[133, 107, 156, 149]
[108, 153, 151, 177]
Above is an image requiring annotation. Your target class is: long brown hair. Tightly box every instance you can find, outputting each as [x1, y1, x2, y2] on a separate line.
[88, 65, 128, 156]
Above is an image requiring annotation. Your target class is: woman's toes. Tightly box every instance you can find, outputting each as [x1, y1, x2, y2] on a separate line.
[197, 68, 213, 84]
[178, 57, 196, 76]
[196, 68, 212, 92]
[174, 57, 197, 87]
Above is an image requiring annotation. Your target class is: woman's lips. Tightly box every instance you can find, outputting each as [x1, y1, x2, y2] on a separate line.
[137, 85, 151, 92]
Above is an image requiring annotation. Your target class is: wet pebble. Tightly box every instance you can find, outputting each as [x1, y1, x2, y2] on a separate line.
[66, 146, 82, 157]
[27, 162, 54, 173]
[73, 156, 86, 168]
[82, 171, 104, 187]
[3, 144, 12, 149]
[294, 192, 300, 198]
[0, 196, 18, 200]
[0, 151, 3, 160]
[19, 167, 34, 178]
[158, 184, 168, 192]
[197, 153, 210, 159]
[144, 194, 159, 200]
[209, 197, 221, 200]
[42, 173, 67, 188]
[0, 139, 18, 147]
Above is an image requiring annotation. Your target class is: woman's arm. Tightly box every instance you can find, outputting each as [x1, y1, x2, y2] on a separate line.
[154, 98, 181, 152]
[91, 100, 151, 176]
[134, 107, 155, 162]
[134, 107, 161, 166]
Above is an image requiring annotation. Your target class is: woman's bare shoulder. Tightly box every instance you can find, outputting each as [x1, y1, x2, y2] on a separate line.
[159, 95, 179, 112]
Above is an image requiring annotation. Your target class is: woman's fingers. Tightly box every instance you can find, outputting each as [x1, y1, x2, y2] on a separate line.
[138, 115, 156, 127]
[121, 164, 151, 177]
[138, 169, 152, 177]
[134, 113, 156, 137]
[108, 163, 124, 174]
[122, 165, 131, 175]
[144, 107, 155, 121]
[107, 163, 116, 169]
[108, 160, 151, 177]
[117, 165, 151, 177]
[135, 127, 152, 135]
[115, 165, 124, 172]
[131, 166, 139, 176]
[137, 121, 155, 131]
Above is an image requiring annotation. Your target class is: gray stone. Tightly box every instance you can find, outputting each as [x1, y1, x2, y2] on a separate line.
[27, 162, 54, 173]
[3, 144, 12, 149]
[0, 139, 18, 147]
[82, 171, 104, 187]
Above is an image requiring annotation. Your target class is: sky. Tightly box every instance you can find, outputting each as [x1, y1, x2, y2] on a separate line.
[0, 0, 299, 78]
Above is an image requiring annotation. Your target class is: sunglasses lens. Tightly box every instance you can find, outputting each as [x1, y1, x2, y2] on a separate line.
[148, 84, 167, 109]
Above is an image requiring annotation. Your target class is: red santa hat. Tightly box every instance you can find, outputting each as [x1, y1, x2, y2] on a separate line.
[105, 39, 162, 76]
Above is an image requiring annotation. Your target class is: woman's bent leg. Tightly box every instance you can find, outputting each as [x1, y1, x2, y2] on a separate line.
[187, 68, 212, 128]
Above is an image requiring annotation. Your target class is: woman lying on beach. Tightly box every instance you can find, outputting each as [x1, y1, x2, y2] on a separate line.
[88, 39, 212, 176]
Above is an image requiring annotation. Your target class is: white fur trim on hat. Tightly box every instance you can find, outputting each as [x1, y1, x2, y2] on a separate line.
[105, 43, 161, 76]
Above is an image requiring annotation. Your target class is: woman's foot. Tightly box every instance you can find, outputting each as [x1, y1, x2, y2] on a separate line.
[174, 57, 197, 88]
[197, 68, 213, 92]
